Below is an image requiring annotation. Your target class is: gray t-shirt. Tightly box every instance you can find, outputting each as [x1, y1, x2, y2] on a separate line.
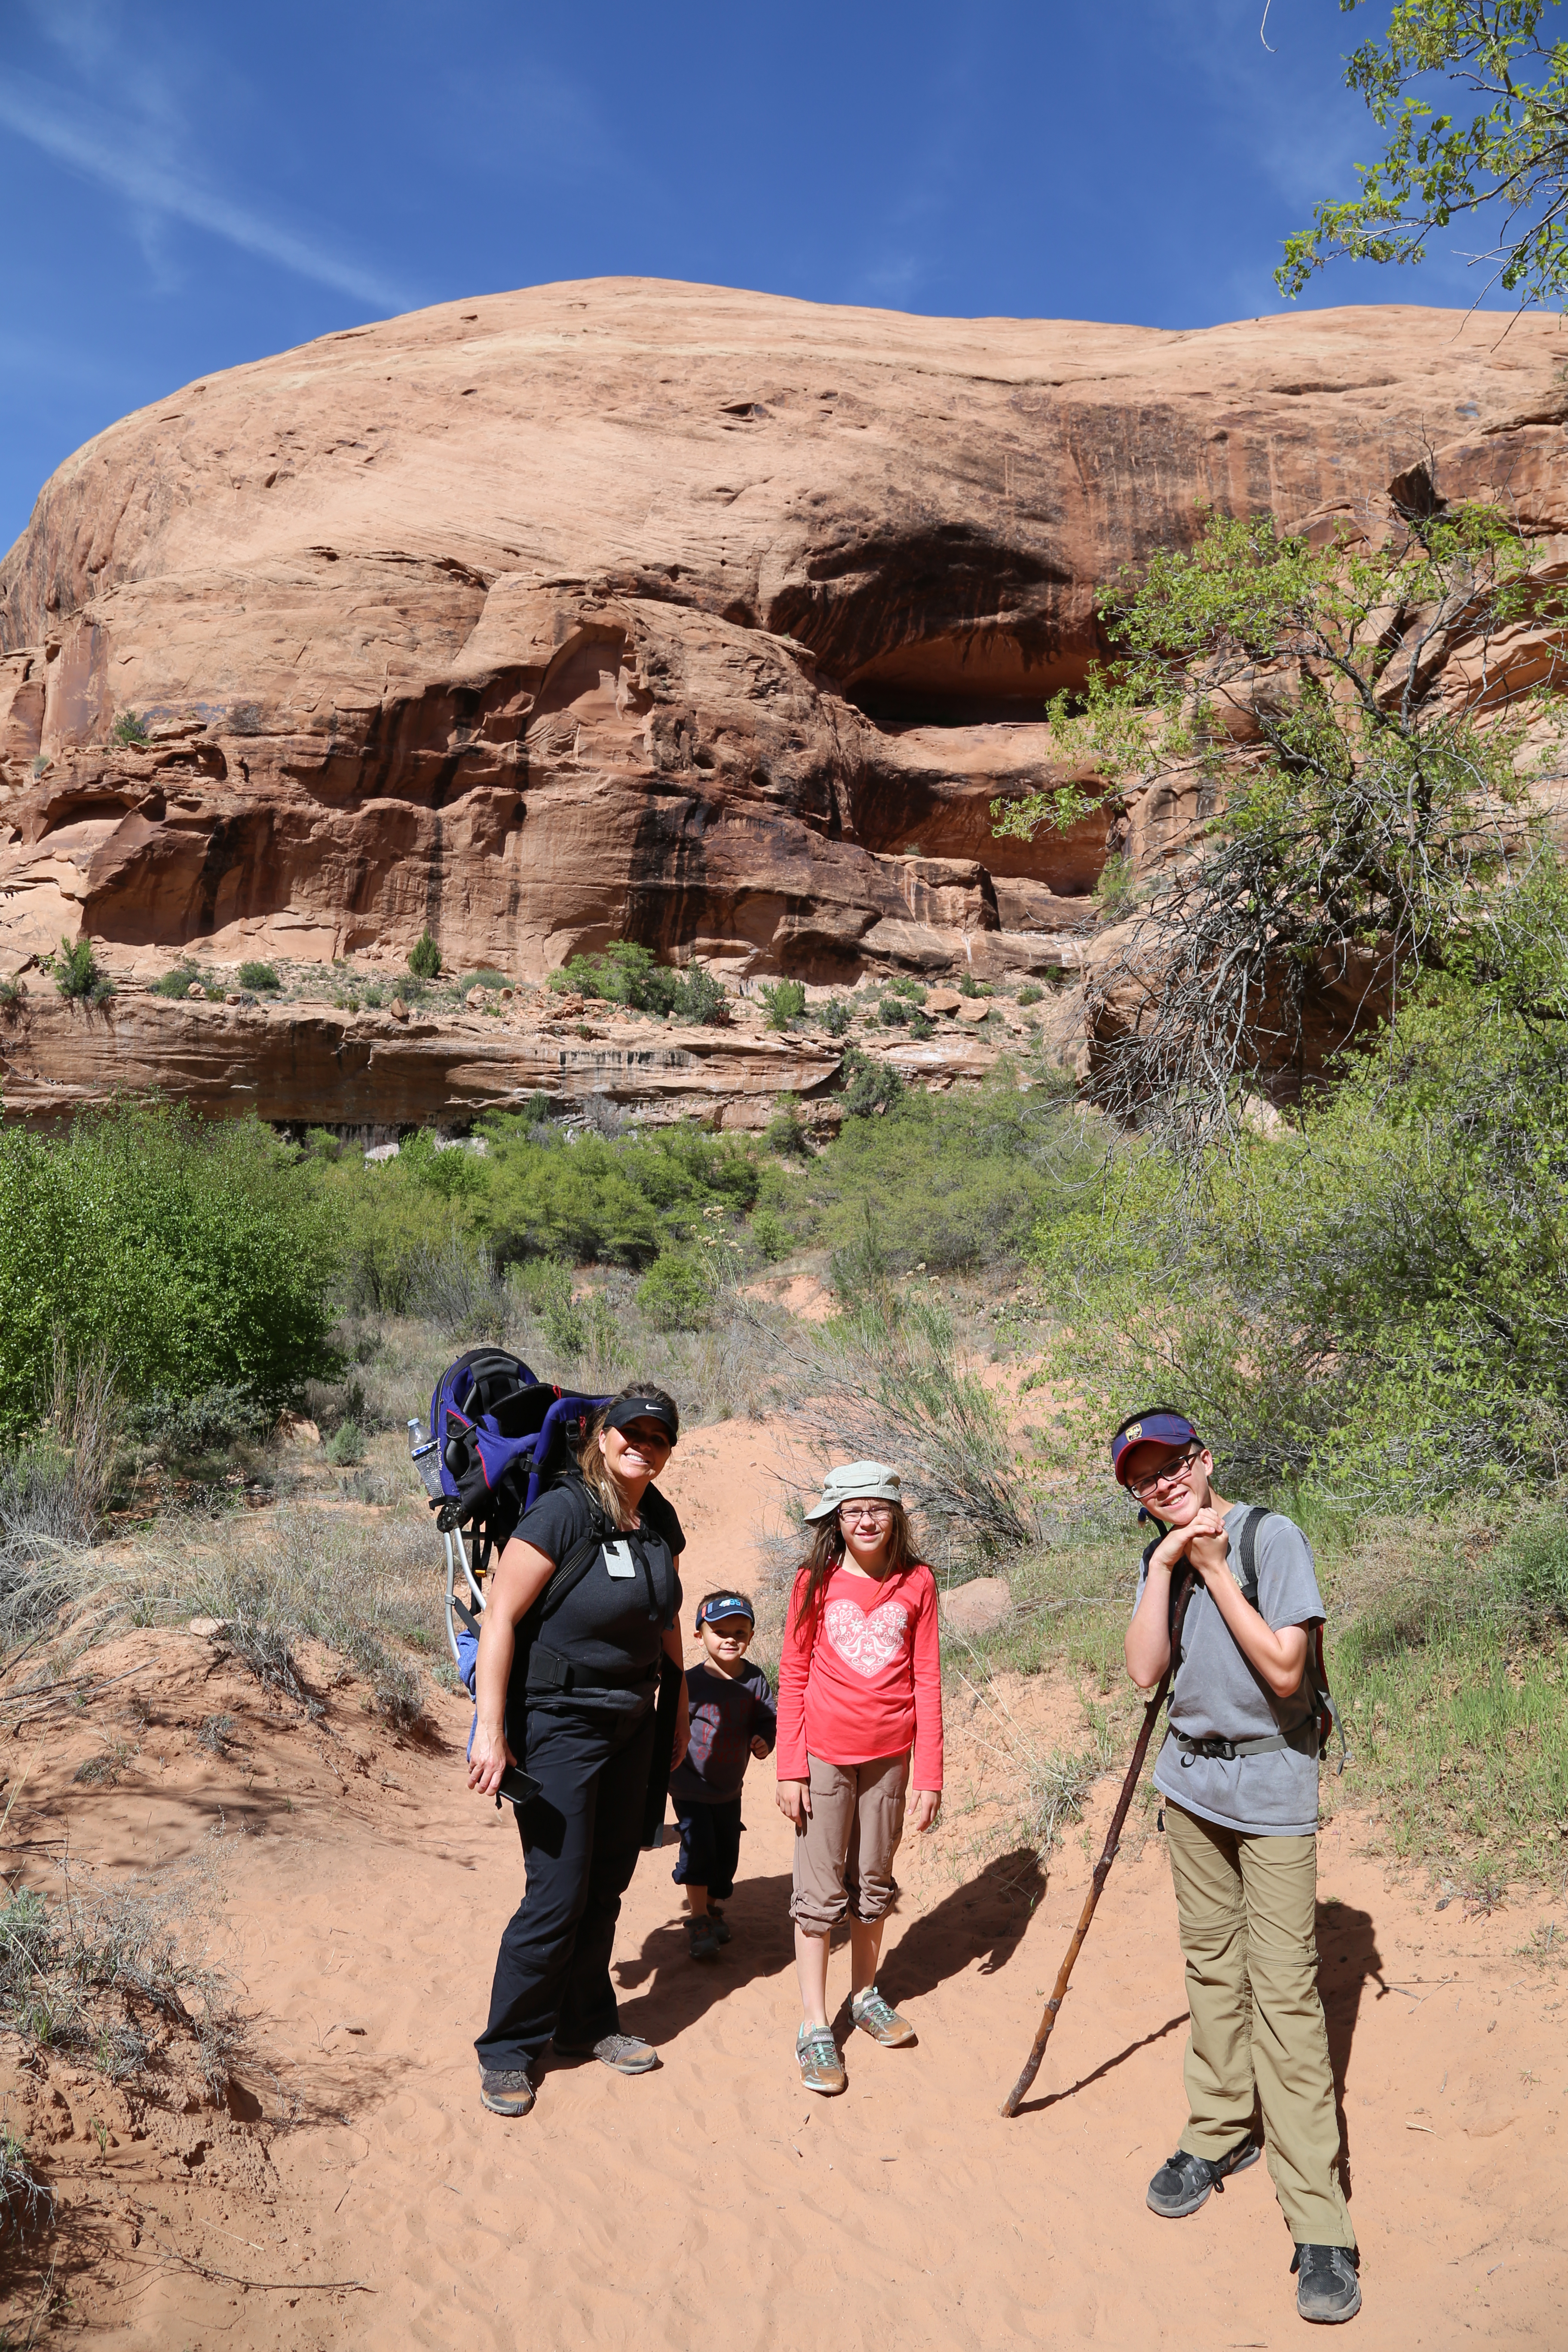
[1137, 1503, 1326, 1838]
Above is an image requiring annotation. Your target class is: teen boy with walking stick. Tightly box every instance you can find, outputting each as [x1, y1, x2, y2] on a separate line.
[1115, 1409, 1360, 2328]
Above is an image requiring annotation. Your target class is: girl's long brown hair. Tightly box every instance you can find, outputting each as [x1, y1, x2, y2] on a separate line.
[790, 1501, 913, 1634]
[576, 1381, 680, 1530]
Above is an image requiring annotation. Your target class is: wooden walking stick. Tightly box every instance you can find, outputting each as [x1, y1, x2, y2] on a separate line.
[1000, 1566, 1194, 2117]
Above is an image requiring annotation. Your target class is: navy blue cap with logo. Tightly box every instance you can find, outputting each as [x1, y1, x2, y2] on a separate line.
[1110, 1412, 1203, 1486]
[695, 1592, 754, 1630]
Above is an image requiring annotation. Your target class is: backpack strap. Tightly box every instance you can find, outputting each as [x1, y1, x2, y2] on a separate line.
[1237, 1507, 1350, 1776]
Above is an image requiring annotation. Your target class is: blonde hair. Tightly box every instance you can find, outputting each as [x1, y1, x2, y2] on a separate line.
[576, 1382, 680, 1530]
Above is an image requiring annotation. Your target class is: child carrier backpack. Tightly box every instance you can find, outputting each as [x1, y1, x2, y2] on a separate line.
[1141, 1505, 1348, 1773]
[407, 1346, 607, 1692]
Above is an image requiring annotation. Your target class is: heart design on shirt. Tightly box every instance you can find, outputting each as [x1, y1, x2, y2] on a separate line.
[824, 1597, 910, 1678]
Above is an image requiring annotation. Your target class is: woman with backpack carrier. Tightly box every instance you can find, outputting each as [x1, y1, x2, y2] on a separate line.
[467, 1383, 689, 2118]
[1115, 1408, 1360, 2328]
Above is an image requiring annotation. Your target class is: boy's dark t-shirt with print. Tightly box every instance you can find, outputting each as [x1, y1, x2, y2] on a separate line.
[668, 1660, 776, 1806]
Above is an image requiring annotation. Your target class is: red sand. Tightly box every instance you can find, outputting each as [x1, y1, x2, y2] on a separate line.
[2, 1540, 1564, 2346]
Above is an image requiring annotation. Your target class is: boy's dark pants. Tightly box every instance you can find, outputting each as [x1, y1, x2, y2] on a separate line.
[475, 1698, 655, 2074]
[671, 1796, 743, 1901]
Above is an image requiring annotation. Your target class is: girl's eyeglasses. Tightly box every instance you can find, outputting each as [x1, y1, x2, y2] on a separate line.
[839, 1505, 893, 1527]
[1126, 1446, 1201, 1501]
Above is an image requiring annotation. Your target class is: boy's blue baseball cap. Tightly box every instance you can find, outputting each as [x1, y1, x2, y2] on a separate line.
[1111, 1412, 1202, 1485]
[695, 1592, 754, 1629]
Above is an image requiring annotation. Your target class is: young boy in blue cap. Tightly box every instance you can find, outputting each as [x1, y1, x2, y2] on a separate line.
[670, 1590, 776, 1958]
[1114, 1407, 1360, 2329]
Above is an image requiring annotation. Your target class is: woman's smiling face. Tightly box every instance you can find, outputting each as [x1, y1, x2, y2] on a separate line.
[602, 1416, 672, 1485]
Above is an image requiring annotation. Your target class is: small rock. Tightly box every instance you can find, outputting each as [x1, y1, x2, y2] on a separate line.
[925, 988, 962, 1015]
[465, 986, 486, 1011]
[389, 998, 409, 1021]
[187, 1616, 224, 1639]
[939, 1575, 1012, 1639]
[277, 1414, 321, 1447]
[224, 991, 242, 1005]
[186, 982, 204, 1000]
[957, 998, 992, 1024]
[499, 986, 514, 1001]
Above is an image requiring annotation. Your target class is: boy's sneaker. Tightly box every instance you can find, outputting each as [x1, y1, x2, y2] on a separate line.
[554, 2033, 659, 2074]
[705, 1904, 732, 1945]
[1146, 2136, 1261, 2217]
[796, 2023, 846, 2095]
[850, 1986, 916, 2046]
[478, 2067, 535, 2117]
[1292, 2245, 1361, 2324]
[685, 1915, 721, 1961]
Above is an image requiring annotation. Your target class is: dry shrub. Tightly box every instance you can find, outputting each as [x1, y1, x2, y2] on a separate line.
[129, 1501, 435, 1729]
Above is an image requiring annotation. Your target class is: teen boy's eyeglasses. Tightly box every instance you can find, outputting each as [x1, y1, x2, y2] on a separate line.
[1126, 1446, 1202, 1501]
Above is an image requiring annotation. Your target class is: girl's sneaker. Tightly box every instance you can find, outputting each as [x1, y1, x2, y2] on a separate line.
[705, 1905, 732, 1945]
[685, 1915, 721, 1961]
[796, 2023, 847, 2095]
[850, 1986, 917, 2047]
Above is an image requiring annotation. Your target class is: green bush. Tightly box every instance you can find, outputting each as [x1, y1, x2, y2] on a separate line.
[150, 966, 204, 999]
[1497, 1511, 1568, 1627]
[0, 1104, 341, 1438]
[761, 979, 808, 1029]
[129, 1383, 270, 1462]
[636, 1250, 714, 1332]
[549, 942, 727, 1025]
[877, 995, 910, 1027]
[325, 1418, 365, 1467]
[1027, 875, 1568, 1502]
[407, 931, 442, 980]
[458, 969, 509, 994]
[237, 962, 281, 992]
[765, 1098, 811, 1158]
[1018, 983, 1044, 1007]
[908, 1009, 935, 1040]
[109, 710, 149, 749]
[885, 975, 928, 1003]
[751, 1207, 791, 1262]
[44, 936, 113, 1006]
[839, 1050, 904, 1119]
[821, 996, 853, 1037]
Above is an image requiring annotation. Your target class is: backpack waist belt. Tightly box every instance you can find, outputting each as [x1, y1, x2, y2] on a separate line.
[1170, 1724, 1317, 1765]
[527, 1644, 662, 1697]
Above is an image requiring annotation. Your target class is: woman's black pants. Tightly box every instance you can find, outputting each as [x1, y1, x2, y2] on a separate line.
[475, 1697, 656, 2075]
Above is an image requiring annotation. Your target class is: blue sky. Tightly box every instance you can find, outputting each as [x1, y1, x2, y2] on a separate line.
[0, 0, 1522, 554]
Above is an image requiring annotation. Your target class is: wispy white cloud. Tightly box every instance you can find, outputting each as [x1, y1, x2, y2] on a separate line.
[0, 62, 411, 312]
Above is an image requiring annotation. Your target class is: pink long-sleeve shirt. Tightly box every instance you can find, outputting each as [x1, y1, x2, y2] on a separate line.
[776, 1560, 944, 1790]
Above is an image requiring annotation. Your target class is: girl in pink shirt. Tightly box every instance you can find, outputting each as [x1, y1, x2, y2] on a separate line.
[775, 1459, 943, 2095]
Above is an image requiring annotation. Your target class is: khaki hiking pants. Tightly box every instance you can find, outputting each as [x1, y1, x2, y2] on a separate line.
[1164, 1801, 1355, 2251]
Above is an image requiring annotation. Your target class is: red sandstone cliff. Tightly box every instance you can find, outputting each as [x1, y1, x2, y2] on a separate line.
[3, 279, 1566, 1119]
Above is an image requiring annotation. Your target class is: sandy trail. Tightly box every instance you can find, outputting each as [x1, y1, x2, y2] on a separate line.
[3, 1430, 1565, 2347]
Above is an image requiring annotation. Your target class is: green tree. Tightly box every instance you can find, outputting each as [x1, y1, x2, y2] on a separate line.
[1279, 2, 1568, 309]
[993, 502, 1567, 1145]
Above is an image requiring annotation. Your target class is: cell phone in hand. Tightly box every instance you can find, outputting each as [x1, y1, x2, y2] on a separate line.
[496, 1764, 541, 1809]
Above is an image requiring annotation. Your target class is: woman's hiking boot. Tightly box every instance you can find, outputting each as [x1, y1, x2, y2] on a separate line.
[705, 1904, 732, 1945]
[796, 2023, 846, 2095]
[554, 2032, 659, 2074]
[685, 1915, 721, 1961]
[850, 1986, 917, 2046]
[478, 2067, 535, 2117]
[1146, 2136, 1261, 2217]
[1292, 2245, 1361, 2324]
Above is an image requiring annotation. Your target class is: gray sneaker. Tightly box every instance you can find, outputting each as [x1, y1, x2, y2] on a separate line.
[851, 1986, 917, 2047]
[1292, 2245, 1361, 2324]
[478, 2067, 535, 2116]
[796, 2022, 847, 2095]
[555, 2032, 659, 2074]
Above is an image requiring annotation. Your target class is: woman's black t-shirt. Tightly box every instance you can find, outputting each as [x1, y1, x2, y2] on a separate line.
[510, 1473, 684, 1708]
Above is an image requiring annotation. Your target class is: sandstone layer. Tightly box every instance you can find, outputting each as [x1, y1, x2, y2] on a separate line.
[3, 279, 1568, 1121]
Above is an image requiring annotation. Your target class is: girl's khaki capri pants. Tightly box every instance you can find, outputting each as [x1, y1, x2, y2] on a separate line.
[789, 1751, 909, 1931]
